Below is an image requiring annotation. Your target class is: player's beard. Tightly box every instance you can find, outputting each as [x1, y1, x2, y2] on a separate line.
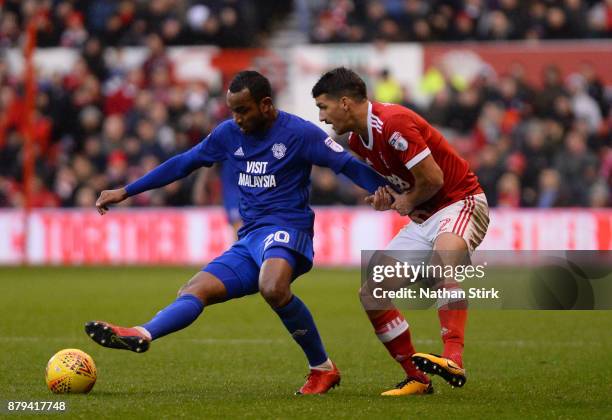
[247, 114, 270, 135]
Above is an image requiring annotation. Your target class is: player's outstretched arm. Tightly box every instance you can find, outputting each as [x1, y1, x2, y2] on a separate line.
[95, 145, 211, 215]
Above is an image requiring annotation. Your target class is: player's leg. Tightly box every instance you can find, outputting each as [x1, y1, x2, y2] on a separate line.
[84, 271, 226, 352]
[360, 227, 434, 396]
[412, 194, 490, 387]
[432, 232, 470, 367]
[411, 232, 470, 387]
[85, 240, 257, 353]
[259, 246, 340, 395]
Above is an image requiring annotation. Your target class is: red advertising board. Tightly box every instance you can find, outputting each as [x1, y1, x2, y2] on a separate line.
[0, 208, 609, 266]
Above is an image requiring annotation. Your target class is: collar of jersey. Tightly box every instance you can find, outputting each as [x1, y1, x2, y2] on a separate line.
[360, 101, 374, 150]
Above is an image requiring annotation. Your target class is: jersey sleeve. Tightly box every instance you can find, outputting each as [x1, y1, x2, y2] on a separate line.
[301, 123, 351, 173]
[191, 123, 228, 166]
[385, 114, 431, 169]
[124, 125, 228, 197]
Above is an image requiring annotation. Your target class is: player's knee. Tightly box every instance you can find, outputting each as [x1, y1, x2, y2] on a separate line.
[178, 283, 206, 302]
[178, 273, 227, 306]
[434, 232, 468, 252]
[259, 279, 291, 308]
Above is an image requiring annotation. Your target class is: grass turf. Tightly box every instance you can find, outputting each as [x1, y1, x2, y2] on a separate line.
[0, 266, 610, 419]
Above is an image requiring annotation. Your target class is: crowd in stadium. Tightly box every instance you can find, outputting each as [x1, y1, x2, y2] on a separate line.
[0, 0, 290, 48]
[3, 1, 609, 49]
[0, 0, 610, 209]
[305, 0, 612, 43]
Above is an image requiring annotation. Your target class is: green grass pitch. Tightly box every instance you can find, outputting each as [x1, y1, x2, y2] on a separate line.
[1, 266, 611, 419]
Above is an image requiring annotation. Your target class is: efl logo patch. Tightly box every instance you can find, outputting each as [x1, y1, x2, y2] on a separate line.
[324, 137, 344, 152]
[389, 132, 408, 151]
[271, 143, 286, 159]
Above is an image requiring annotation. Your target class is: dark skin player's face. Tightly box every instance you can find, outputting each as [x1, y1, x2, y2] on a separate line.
[226, 88, 274, 134]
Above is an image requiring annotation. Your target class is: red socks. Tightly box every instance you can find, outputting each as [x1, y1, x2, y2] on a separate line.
[370, 307, 467, 375]
[370, 309, 429, 383]
[437, 308, 467, 367]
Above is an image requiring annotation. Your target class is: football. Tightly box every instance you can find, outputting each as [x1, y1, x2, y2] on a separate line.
[45, 349, 97, 394]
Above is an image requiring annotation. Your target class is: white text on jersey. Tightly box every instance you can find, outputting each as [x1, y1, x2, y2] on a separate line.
[246, 161, 268, 174]
[239, 161, 276, 188]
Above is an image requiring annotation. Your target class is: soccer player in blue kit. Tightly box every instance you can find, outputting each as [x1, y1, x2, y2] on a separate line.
[86, 71, 388, 395]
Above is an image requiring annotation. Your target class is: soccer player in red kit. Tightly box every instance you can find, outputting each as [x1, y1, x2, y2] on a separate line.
[312, 67, 489, 396]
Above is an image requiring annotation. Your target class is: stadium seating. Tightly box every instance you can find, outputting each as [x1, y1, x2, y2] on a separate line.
[0, 0, 609, 209]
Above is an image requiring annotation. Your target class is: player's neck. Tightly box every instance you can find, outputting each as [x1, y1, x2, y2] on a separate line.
[354, 100, 370, 139]
[266, 108, 278, 130]
[263, 109, 279, 131]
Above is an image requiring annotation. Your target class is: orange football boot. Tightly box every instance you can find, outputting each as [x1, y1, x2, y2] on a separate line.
[296, 362, 341, 395]
[85, 321, 150, 353]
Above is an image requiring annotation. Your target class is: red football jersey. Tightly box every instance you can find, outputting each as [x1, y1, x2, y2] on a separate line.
[348, 102, 482, 219]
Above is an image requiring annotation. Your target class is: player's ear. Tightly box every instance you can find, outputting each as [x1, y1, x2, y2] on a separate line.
[259, 97, 273, 114]
[341, 96, 350, 112]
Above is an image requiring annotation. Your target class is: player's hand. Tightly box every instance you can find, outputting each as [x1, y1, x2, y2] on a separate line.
[364, 187, 393, 211]
[385, 186, 414, 216]
[95, 188, 128, 215]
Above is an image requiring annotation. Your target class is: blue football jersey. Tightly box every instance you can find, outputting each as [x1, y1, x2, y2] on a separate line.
[192, 111, 352, 237]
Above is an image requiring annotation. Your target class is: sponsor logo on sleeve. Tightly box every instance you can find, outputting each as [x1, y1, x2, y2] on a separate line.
[389, 132, 408, 151]
[324, 137, 345, 152]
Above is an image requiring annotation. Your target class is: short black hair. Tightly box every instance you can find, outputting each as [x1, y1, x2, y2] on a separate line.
[229, 70, 272, 103]
[311, 67, 367, 100]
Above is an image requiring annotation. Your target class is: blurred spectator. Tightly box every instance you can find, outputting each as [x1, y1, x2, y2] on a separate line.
[29, 176, 59, 207]
[537, 169, 563, 207]
[309, 167, 361, 205]
[74, 185, 97, 207]
[555, 130, 600, 206]
[374, 69, 403, 104]
[589, 181, 610, 207]
[566, 74, 603, 134]
[496, 172, 521, 207]
[475, 145, 504, 206]
[588, 0, 612, 36]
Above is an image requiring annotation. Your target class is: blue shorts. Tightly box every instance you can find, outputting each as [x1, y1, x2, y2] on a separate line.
[203, 226, 314, 299]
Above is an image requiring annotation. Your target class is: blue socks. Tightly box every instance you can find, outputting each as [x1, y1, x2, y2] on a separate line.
[140, 292, 327, 369]
[141, 294, 204, 340]
[274, 295, 328, 367]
